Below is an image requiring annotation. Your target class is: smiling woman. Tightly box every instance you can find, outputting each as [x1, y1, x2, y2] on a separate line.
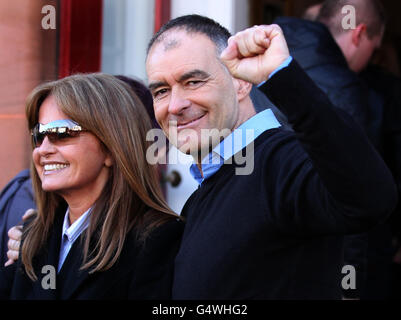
[32, 96, 112, 222]
[0, 73, 183, 300]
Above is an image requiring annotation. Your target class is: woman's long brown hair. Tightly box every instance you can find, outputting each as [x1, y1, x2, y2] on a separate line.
[22, 73, 178, 281]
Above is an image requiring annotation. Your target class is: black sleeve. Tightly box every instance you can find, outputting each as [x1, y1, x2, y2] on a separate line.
[259, 59, 398, 234]
[342, 233, 368, 299]
[0, 263, 17, 300]
[382, 84, 401, 238]
[128, 219, 183, 300]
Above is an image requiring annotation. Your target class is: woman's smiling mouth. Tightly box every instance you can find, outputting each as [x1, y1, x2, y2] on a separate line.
[43, 163, 70, 174]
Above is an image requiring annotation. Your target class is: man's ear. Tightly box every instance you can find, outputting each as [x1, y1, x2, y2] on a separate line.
[234, 78, 252, 102]
[351, 23, 367, 46]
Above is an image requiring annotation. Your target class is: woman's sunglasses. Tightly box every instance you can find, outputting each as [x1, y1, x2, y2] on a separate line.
[31, 119, 86, 147]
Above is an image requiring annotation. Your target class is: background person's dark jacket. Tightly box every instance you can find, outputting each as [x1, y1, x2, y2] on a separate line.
[274, 16, 398, 299]
[0, 169, 35, 265]
[360, 65, 401, 299]
[274, 16, 380, 145]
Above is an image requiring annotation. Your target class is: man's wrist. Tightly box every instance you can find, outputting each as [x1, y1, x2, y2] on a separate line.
[257, 56, 293, 88]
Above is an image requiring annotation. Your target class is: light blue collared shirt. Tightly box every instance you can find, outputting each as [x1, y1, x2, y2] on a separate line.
[58, 207, 92, 273]
[190, 108, 281, 184]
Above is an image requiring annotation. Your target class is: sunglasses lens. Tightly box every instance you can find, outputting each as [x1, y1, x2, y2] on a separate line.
[36, 133, 46, 147]
[46, 132, 61, 143]
[49, 131, 79, 142]
[32, 126, 43, 147]
[32, 120, 84, 147]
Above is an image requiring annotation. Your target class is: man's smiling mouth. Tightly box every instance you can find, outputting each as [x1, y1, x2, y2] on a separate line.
[176, 114, 205, 130]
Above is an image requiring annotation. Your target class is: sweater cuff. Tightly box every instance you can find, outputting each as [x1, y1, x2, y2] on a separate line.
[257, 56, 293, 88]
[257, 58, 331, 127]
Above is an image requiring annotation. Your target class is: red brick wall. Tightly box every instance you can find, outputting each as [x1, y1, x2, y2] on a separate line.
[0, 0, 58, 189]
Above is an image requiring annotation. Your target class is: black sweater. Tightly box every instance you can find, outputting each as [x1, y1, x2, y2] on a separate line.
[172, 60, 398, 299]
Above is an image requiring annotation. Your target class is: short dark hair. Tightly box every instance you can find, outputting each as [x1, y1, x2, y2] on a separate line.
[317, 0, 386, 38]
[147, 14, 232, 56]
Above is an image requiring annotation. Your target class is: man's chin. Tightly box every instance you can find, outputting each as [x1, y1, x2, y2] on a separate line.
[175, 143, 200, 158]
[177, 144, 196, 155]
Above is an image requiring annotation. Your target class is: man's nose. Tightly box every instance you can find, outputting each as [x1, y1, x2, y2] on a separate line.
[168, 88, 191, 115]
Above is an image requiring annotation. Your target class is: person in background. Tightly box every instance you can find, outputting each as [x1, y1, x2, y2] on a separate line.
[0, 73, 183, 299]
[0, 170, 34, 266]
[302, 2, 323, 21]
[275, 0, 401, 299]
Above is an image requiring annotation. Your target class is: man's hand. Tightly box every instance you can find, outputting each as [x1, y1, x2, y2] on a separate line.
[5, 226, 22, 266]
[4, 208, 36, 267]
[220, 24, 290, 84]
